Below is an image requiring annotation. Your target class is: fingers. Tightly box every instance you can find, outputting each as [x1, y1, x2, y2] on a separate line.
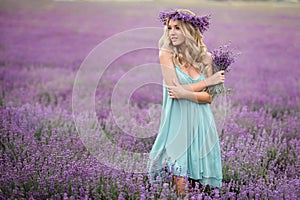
[169, 94, 175, 98]
[218, 71, 225, 83]
[168, 92, 176, 98]
[167, 86, 175, 89]
[167, 88, 176, 99]
[167, 88, 173, 96]
[208, 70, 225, 85]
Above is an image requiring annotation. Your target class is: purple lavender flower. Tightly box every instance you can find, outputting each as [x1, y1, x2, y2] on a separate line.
[159, 9, 211, 34]
[0, 1, 299, 199]
[209, 44, 240, 98]
[212, 44, 239, 73]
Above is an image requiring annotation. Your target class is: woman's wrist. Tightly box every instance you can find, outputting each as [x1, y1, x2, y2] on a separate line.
[203, 79, 208, 88]
[181, 89, 191, 99]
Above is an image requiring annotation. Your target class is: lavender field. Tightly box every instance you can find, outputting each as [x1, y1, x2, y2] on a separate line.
[0, 0, 300, 199]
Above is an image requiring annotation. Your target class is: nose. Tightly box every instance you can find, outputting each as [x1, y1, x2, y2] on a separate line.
[169, 28, 175, 36]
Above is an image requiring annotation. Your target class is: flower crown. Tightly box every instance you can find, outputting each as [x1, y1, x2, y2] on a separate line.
[159, 9, 211, 34]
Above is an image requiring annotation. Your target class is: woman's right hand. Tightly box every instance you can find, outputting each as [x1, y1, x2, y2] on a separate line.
[204, 70, 225, 87]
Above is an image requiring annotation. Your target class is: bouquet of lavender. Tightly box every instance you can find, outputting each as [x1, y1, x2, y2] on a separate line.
[208, 44, 239, 98]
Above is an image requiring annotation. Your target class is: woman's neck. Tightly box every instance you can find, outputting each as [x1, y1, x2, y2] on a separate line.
[178, 44, 187, 55]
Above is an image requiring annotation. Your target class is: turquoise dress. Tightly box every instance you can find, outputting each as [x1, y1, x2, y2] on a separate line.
[147, 64, 223, 188]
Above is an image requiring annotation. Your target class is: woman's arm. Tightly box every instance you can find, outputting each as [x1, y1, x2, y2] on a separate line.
[159, 49, 224, 92]
[167, 61, 219, 103]
[159, 49, 206, 92]
[204, 52, 214, 78]
[167, 80, 212, 103]
[160, 49, 212, 103]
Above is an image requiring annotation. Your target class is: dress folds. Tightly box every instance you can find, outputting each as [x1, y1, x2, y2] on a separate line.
[147, 64, 223, 188]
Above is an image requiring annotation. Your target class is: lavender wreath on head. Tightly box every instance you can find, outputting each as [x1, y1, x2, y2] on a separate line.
[159, 9, 211, 34]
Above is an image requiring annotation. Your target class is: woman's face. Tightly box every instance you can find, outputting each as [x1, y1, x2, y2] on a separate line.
[167, 19, 185, 47]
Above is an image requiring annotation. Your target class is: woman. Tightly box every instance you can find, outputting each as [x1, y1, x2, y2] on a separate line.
[147, 9, 224, 196]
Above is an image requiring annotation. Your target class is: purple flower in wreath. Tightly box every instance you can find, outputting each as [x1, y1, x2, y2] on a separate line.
[159, 9, 211, 34]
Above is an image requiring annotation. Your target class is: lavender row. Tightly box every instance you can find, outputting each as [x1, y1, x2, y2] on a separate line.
[0, 101, 299, 199]
[0, 0, 299, 199]
[1, 1, 299, 112]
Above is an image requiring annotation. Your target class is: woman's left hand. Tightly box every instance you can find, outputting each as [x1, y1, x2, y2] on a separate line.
[167, 79, 187, 99]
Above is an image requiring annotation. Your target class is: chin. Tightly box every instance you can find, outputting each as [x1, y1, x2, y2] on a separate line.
[173, 43, 184, 47]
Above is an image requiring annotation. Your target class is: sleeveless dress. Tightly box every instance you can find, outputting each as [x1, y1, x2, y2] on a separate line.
[147, 63, 223, 188]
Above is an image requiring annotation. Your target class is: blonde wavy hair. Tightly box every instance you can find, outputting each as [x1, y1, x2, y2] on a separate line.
[158, 9, 210, 75]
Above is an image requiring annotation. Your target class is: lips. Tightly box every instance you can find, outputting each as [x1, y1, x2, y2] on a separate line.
[171, 39, 177, 44]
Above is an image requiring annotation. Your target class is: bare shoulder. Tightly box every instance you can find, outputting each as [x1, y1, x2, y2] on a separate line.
[203, 51, 213, 65]
[203, 52, 213, 77]
[159, 47, 174, 69]
[159, 47, 173, 58]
